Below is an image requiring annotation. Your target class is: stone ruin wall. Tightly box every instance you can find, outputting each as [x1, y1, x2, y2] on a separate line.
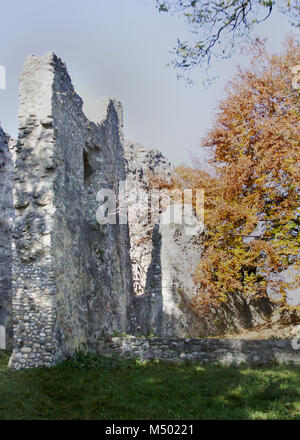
[124, 141, 210, 337]
[96, 336, 300, 366]
[124, 139, 172, 296]
[0, 127, 13, 348]
[0, 52, 296, 369]
[9, 53, 134, 368]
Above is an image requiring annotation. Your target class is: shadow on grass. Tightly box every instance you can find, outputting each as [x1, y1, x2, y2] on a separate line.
[0, 350, 299, 420]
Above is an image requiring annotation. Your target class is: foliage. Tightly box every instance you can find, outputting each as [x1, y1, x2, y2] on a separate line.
[95, 248, 104, 261]
[91, 222, 101, 231]
[156, 0, 300, 80]
[0, 350, 300, 419]
[152, 39, 300, 315]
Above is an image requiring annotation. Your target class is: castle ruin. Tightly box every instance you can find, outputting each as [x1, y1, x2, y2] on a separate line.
[1, 53, 297, 369]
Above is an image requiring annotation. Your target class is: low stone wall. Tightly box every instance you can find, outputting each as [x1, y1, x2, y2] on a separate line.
[95, 337, 300, 366]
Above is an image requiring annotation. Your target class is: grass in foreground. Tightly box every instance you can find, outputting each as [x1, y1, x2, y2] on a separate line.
[0, 350, 300, 420]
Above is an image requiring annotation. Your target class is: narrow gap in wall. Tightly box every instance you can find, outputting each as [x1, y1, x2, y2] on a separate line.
[83, 150, 93, 182]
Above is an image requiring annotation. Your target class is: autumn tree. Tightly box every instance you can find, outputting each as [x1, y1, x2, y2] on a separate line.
[154, 38, 300, 315]
[156, 0, 300, 79]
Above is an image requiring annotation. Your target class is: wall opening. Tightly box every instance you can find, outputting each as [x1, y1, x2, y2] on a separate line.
[83, 150, 93, 182]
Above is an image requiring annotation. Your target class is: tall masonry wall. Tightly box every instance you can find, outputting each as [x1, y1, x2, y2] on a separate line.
[0, 127, 13, 348]
[9, 53, 134, 369]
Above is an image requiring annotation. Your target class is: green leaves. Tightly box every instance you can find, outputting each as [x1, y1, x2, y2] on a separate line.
[259, 0, 275, 7]
[156, 0, 299, 82]
[158, 1, 169, 12]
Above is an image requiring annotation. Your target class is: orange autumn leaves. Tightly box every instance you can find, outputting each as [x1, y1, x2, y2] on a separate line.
[155, 38, 300, 315]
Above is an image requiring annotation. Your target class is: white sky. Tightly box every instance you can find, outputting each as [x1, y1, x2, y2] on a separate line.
[0, 0, 296, 165]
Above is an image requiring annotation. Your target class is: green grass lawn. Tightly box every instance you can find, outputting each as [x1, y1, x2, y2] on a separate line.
[0, 350, 300, 420]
